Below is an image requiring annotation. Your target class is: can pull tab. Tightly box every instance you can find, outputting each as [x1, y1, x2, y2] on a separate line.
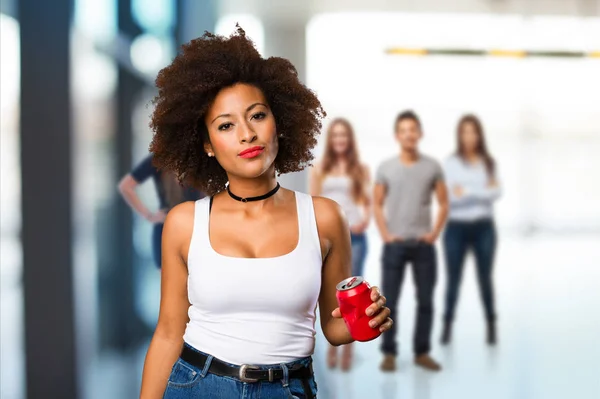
[346, 277, 357, 288]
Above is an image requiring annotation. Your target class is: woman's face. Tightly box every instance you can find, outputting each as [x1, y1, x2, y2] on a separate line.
[204, 83, 278, 180]
[460, 122, 480, 153]
[330, 123, 351, 155]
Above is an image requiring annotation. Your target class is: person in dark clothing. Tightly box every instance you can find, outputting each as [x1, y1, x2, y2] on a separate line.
[118, 154, 204, 268]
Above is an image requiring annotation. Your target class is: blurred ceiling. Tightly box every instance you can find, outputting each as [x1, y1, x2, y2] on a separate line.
[218, 0, 600, 25]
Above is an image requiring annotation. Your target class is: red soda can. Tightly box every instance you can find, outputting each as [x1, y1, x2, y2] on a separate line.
[336, 276, 382, 342]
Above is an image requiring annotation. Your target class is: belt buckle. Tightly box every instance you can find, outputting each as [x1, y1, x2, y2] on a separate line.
[239, 364, 260, 383]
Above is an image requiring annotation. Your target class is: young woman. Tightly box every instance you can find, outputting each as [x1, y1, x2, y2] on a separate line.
[139, 26, 392, 399]
[118, 154, 203, 268]
[310, 118, 371, 371]
[441, 114, 501, 346]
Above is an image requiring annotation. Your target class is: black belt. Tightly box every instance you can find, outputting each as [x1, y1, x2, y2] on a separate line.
[180, 345, 314, 384]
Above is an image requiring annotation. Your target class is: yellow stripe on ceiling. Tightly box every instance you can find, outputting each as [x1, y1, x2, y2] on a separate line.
[385, 48, 427, 56]
[386, 48, 600, 59]
[488, 50, 527, 58]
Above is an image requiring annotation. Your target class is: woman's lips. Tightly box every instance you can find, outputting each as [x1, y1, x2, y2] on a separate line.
[238, 146, 264, 159]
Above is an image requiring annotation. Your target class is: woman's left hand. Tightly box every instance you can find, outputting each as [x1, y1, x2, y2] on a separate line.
[366, 286, 393, 332]
[349, 219, 369, 234]
[331, 287, 393, 332]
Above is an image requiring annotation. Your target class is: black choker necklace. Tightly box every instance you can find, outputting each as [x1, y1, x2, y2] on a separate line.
[227, 183, 280, 203]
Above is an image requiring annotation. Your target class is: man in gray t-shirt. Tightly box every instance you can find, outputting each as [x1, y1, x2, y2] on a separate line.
[374, 110, 448, 372]
[375, 155, 443, 240]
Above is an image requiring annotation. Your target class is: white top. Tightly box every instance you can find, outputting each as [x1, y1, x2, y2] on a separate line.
[321, 175, 363, 227]
[444, 155, 501, 222]
[183, 192, 323, 365]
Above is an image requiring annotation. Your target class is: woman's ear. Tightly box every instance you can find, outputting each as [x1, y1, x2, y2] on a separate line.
[204, 143, 214, 157]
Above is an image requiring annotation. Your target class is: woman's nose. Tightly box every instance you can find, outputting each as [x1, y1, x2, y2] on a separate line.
[238, 121, 257, 143]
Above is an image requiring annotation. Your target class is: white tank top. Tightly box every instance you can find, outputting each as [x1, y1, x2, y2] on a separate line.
[321, 175, 363, 227]
[183, 192, 323, 365]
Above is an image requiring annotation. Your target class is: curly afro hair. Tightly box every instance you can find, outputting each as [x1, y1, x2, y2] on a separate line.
[149, 25, 326, 196]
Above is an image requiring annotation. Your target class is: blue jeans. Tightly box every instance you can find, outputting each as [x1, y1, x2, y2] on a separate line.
[152, 223, 163, 268]
[350, 233, 368, 276]
[443, 219, 497, 322]
[163, 344, 318, 398]
[380, 241, 437, 356]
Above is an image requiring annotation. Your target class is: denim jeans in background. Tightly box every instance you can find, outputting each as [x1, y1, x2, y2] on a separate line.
[162, 344, 318, 399]
[152, 222, 164, 268]
[380, 241, 437, 356]
[443, 219, 497, 322]
[350, 233, 368, 277]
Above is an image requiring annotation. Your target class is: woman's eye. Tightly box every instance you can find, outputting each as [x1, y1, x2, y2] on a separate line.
[252, 112, 266, 120]
[218, 123, 233, 131]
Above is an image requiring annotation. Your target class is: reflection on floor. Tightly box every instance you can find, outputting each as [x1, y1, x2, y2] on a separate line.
[86, 234, 600, 399]
[3, 235, 600, 398]
[310, 234, 600, 399]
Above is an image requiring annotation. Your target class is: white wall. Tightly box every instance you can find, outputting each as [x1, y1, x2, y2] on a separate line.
[307, 13, 600, 232]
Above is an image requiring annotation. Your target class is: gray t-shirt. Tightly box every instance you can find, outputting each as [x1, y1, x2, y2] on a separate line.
[375, 154, 444, 239]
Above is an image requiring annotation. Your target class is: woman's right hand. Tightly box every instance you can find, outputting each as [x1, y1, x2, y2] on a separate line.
[350, 219, 369, 235]
[147, 209, 168, 224]
[452, 185, 464, 198]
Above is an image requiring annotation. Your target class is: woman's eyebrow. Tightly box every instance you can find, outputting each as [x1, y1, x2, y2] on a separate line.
[210, 103, 268, 125]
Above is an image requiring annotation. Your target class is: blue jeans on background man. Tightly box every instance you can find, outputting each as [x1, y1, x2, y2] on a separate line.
[380, 240, 437, 356]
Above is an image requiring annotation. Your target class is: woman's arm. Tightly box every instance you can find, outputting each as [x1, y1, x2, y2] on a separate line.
[118, 175, 153, 220]
[444, 159, 475, 206]
[309, 163, 322, 196]
[445, 158, 502, 204]
[139, 202, 194, 399]
[119, 156, 167, 223]
[314, 197, 391, 346]
[350, 164, 372, 234]
[464, 176, 502, 202]
[361, 164, 372, 224]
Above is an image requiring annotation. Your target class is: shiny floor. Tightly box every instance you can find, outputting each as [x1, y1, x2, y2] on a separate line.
[2, 234, 600, 399]
[310, 234, 600, 399]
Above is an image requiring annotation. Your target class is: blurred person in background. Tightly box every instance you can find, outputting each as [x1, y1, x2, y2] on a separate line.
[118, 154, 204, 269]
[441, 114, 501, 346]
[374, 110, 448, 372]
[139, 27, 392, 399]
[310, 117, 371, 371]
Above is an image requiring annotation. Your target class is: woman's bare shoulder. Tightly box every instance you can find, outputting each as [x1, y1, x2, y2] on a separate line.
[163, 200, 197, 245]
[311, 196, 348, 235]
[360, 162, 370, 175]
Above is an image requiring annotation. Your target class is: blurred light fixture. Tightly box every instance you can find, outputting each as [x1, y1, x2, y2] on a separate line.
[216, 14, 265, 55]
[385, 47, 600, 58]
[0, 14, 20, 111]
[130, 33, 169, 76]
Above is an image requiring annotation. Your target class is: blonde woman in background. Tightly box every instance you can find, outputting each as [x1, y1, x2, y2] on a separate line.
[310, 118, 371, 371]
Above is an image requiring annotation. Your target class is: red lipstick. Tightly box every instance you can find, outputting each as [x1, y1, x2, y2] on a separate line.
[238, 146, 264, 159]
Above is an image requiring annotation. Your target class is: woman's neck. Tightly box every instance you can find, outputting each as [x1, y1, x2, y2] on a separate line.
[226, 175, 278, 200]
[462, 151, 480, 163]
[327, 156, 348, 174]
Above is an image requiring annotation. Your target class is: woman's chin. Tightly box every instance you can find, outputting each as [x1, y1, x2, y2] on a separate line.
[232, 164, 275, 180]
